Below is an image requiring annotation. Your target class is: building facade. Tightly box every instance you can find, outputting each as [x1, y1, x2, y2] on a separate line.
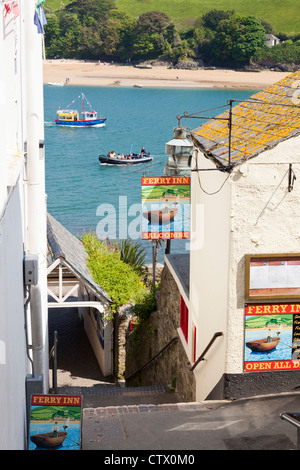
[171, 71, 300, 400]
[0, 1, 48, 449]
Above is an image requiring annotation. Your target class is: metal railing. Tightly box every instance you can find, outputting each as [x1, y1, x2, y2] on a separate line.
[185, 332, 223, 372]
[280, 412, 300, 450]
[125, 336, 179, 381]
[49, 330, 58, 393]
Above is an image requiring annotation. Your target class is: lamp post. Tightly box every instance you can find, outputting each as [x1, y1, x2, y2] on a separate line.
[163, 127, 193, 255]
[164, 127, 194, 176]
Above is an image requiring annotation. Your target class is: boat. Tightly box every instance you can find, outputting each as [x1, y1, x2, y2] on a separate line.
[143, 207, 178, 224]
[55, 93, 106, 127]
[30, 431, 67, 449]
[48, 82, 64, 87]
[98, 152, 152, 165]
[246, 337, 280, 352]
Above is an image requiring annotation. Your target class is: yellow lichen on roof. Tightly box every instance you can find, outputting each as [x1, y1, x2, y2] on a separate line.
[190, 70, 300, 168]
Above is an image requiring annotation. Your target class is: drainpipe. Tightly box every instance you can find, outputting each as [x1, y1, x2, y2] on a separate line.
[23, 0, 47, 389]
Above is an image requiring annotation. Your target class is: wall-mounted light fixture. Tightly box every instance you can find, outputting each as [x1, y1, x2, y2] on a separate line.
[164, 127, 194, 176]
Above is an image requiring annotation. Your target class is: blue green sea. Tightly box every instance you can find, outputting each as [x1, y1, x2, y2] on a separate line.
[44, 85, 256, 262]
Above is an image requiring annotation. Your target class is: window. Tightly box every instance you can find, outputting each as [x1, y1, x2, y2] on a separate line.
[180, 296, 188, 342]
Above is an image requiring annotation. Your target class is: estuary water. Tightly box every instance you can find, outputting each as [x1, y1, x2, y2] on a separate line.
[44, 85, 256, 262]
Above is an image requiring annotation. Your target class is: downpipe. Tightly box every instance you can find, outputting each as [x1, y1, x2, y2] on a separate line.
[23, 0, 47, 388]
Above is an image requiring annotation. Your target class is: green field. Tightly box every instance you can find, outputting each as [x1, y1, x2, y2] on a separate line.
[245, 314, 293, 330]
[31, 406, 81, 421]
[47, 0, 299, 34]
[142, 185, 190, 201]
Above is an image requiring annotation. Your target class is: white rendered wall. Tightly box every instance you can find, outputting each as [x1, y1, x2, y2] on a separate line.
[189, 135, 300, 400]
[78, 287, 113, 377]
[226, 135, 300, 374]
[0, 183, 27, 450]
[189, 152, 231, 400]
[82, 310, 113, 377]
[23, 0, 48, 388]
[0, 1, 48, 449]
[0, 4, 27, 450]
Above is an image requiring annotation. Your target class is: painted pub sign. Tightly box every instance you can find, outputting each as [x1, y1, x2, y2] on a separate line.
[244, 303, 300, 372]
[28, 394, 82, 450]
[141, 176, 190, 240]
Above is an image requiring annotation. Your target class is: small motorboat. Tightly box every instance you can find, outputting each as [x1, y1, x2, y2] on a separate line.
[99, 152, 152, 165]
[48, 82, 64, 87]
[246, 337, 280, 352]
[143, 208, 178, 224]
[55, 93, 106, 127]
[30, 431, 67, 449]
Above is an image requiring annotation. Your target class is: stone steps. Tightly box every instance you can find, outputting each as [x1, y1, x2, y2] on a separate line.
[56, 384, 180, 408]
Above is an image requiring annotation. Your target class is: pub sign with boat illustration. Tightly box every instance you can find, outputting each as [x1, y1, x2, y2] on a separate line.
[141, 176, 190, 240]
[244, 303, 300, 372]
[28, 394, 82, 450]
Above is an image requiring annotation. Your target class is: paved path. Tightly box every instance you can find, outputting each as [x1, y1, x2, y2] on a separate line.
[48, 306, 300, 452]
[55, 387, 299, 452]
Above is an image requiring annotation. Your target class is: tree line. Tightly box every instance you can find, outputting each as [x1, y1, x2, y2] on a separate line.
[44, 1, 300, 68]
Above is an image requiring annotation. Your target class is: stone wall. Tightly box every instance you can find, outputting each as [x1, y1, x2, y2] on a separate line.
[114, 305, 132, 382]
[124, 263, 196, 402]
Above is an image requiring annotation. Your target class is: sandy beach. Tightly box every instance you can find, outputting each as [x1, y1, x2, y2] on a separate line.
[43, 60, 290, 89]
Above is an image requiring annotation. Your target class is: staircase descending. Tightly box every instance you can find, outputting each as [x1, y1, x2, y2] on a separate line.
[56, 383, 180, 409]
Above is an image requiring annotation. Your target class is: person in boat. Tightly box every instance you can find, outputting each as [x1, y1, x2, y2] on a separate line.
[266, 328, 272, 343]
[52, 422, 59, 437]
[163, 199, 170, 213]
[141, 146, 146, 154]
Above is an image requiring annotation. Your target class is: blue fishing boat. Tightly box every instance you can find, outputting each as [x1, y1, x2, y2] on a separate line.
[55, 93, 106, 127]
[99, 146, 152, 165]
[99, 153, 152, 165]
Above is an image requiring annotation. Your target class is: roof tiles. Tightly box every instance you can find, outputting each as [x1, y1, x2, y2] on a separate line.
[190, 69, 300, 168]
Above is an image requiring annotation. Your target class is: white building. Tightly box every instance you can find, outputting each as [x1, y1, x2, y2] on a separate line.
[47, 213, 114, 378]
[265, 33, 280, 47]
[0, 1, 48, 449]
[169, 70, 300, 400]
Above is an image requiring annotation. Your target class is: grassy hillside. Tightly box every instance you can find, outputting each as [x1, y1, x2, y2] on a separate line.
[47, 0, 299, 34]
[116, 0, 298, 33]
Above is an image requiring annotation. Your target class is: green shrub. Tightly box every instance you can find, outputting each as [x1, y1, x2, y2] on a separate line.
[115, 238, 146, 273]
[132, 287, 158, 321]
[80, 231, 147, 313]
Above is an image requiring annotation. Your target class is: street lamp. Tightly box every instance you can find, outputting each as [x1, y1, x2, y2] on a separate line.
[164, 127, 194, 176]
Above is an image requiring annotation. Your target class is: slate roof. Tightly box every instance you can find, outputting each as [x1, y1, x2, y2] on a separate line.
[47, 213, 111, 303]
[190, 69, 300, 169]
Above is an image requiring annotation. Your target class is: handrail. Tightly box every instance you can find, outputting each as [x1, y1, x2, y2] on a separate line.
[185, 332, 223, 372]
[280, 412, 300, 450]
[49, 331, 58, 393]
[125, 336, 179, 381]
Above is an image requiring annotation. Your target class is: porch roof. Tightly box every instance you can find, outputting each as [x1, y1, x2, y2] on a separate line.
[47, 213, 111, 303]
